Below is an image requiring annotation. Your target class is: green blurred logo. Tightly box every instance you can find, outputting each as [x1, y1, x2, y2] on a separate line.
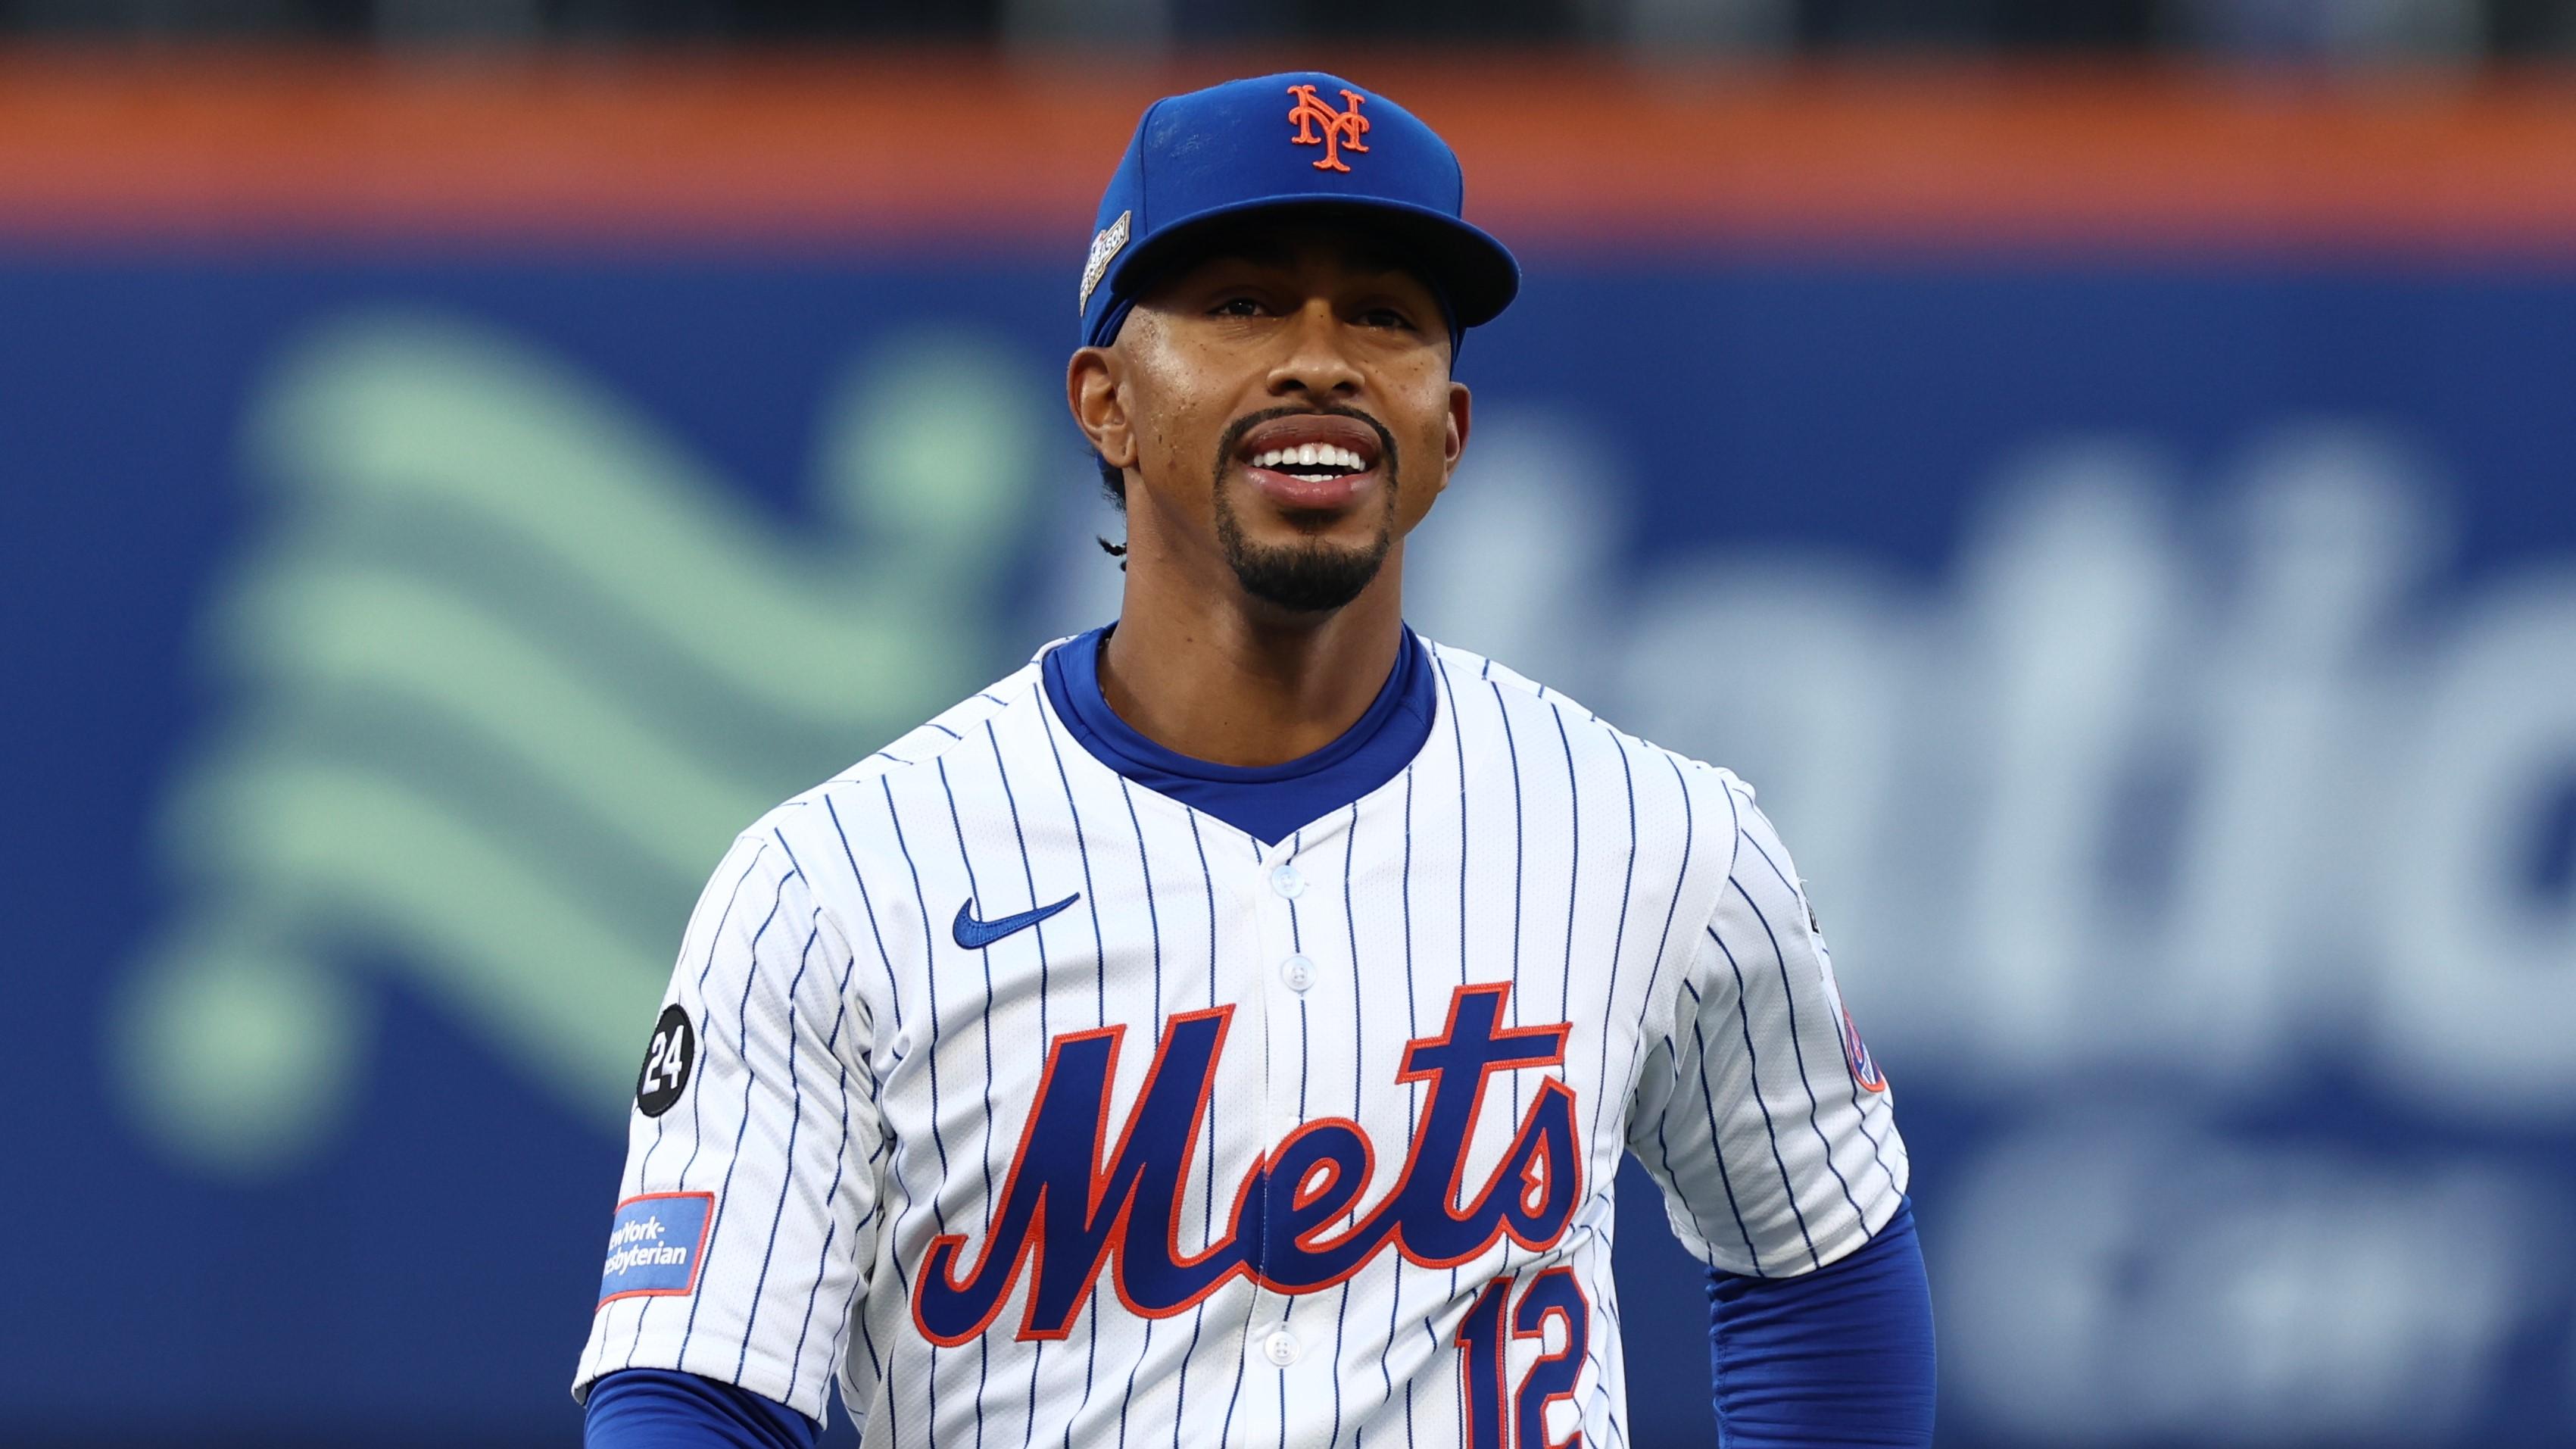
[111, 310, 1045, 1176]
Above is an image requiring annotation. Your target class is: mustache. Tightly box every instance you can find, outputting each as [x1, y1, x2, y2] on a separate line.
[1211, 404, 1401, 486]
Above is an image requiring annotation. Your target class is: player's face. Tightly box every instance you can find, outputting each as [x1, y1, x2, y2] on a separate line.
[1074, 225, 1470, 615]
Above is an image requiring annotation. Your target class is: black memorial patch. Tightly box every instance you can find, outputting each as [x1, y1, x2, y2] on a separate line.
[635, 1004, 697, 1118]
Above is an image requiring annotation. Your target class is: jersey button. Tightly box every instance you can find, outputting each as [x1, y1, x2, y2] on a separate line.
[1268, 863, 1306, 899]
[1261, 1329, 1302, 1366]
[1280, 954, 1315, 992]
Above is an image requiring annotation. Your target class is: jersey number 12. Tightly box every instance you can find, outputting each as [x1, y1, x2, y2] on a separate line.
[1458, 1268, 1591, 1449]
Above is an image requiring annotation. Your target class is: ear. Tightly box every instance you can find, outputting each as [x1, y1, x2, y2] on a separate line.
[1436, 379, 1472, 496]
[1068, 346, 1137, 470]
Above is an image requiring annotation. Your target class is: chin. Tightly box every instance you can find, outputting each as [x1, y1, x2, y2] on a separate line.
[1222, 524, 1392, 617]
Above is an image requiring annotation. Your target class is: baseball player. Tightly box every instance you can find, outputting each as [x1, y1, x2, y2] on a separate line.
[575, 71, 1934, 1449]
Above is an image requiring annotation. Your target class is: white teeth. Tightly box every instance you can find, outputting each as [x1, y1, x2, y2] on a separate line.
[1250, 444, 1368, 472]
[1252, 443, 1370, 471]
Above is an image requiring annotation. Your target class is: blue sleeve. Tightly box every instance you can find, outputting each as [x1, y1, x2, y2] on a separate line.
[585, 1369, 822, 1449]
[1707, 1199, 1935, 1448]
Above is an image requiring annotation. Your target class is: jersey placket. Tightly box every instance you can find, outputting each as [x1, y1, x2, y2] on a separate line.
[1243, 829, 1333, 1434]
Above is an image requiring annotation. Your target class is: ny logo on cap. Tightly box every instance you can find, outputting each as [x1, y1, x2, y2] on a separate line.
[1285, 84, 1370, 172]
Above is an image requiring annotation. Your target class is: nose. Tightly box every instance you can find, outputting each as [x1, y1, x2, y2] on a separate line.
[1265, 298, 1364, 400]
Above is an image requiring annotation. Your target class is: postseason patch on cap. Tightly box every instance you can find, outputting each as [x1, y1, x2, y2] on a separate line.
[597, 1191, 716, 1306]
[1078, 209, 1131, 316]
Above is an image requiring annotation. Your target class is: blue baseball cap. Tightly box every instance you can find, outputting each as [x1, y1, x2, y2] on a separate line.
[1078, 72, 1520, 353]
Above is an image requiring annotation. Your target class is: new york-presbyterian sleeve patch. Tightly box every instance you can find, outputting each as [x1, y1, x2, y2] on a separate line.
[597, 1191, 716, 1305]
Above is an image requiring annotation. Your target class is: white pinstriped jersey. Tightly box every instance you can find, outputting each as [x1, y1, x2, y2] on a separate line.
[573, 637, 1907, 1447]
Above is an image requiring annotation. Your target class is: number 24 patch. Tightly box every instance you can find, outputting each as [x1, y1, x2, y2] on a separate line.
[636, 1004, 697, 1117]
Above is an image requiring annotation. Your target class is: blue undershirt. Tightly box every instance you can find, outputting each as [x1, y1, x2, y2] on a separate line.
[585, 1368, 817, 1449]
[584, 623, 1932, 1447]
[1040, 623, 1437, 846]
[1711, 1201, 1935, 1447]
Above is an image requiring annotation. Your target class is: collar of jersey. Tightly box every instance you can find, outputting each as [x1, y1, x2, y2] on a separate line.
[1040, 623, 1438, 846]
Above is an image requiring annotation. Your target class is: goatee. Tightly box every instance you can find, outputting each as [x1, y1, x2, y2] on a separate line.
[1210, 407, 1402, 614]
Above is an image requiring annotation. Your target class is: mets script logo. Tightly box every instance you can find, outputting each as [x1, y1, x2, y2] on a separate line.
[911, 982, 1582, 1344]
[1286, 83, 1370, 172]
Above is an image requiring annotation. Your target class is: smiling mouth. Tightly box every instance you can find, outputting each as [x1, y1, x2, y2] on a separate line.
[1246, 442, 1372, 483]
[1227, 412, 1392, 513]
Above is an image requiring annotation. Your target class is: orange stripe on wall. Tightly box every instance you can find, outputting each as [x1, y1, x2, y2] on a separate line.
[4, 49, 2575, 253]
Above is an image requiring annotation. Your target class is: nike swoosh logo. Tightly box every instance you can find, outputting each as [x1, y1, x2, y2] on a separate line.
[953, 893, 1080, 951]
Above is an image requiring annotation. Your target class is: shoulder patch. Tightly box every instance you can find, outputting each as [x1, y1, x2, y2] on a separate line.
[635, 1003, 696, 1118]
[1841, 1005, 1888, 1093]
[598, 1191, 716, 1304]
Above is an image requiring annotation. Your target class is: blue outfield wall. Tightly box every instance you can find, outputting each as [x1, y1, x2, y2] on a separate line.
[7, 251, 2576, 1446]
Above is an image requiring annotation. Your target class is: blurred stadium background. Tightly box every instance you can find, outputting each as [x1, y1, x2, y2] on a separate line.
[6, 2, 2576, 1444]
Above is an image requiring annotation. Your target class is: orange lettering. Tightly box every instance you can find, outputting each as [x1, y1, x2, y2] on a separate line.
[1285, 84, 1371, 173]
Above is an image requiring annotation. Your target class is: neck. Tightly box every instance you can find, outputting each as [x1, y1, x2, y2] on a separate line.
[1099, 544, 1407, 769]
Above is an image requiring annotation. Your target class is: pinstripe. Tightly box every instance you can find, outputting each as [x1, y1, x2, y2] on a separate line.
[752, 840, 875, 1402]
[1617, 768, 1782, 1273]
[1282, 989, 1309, 1449]
[1550, 704, 1581, 1025]
[1382, 768, 1417, 1444]
[1728, 879, 1869, 1227]
[1008, 688, 1056, 1045]
[1219, 1291, 1252, 1445]
[1119, 779, 1165, 1010]
[1036, 697, 1112, 1448]
[881, 779, 956, 1445]
[1734, 821, 1903, 1201]
[1436, 654, 1467, 1006]
[837, 823, 909, 1445]
[866, 1073, 912, 1449]
[1489, 680, 1527, 1124]
[937, 757, 1000, 1449]
[1112, 775, 1165, 1449]
[678, 863, 807, 1361]
[1281, 827, 1315, 1449]
[734, 908, 825, 1379]
[1216, 819, 1264, 1449]
[803, 1030, 881, 1400]
[1588, 725, 1639, 1148]
[1586, 1234, 1634, 1449]
[827, 795, 904, 1032]
[638, 851, 791, 1365]
[604, 838, 770, 1380]
[1695, 954, 1821, 1269]
[996, 702, 1061, 1449]
[1171, 810, 1217, 1449]
[1319, 804, 1368, 1447]
[631, 842, 768, 1201]
[1679, 1023, 1761, 1274]
[783, 961, 855, 1404]
[1036, 699, 1111, 1028]
[750, 826, 847, 1376]
[576, 640, 1907, 1440]
[1540, 713, 1620, 1449]
[1430, 651, 1472, 1330]
[1614, 755, 1699, 1142]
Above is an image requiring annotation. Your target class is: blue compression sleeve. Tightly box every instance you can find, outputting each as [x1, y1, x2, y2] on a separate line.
[585, 1369, 821, 1449]
[1707, 1201, 1935, 1448]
